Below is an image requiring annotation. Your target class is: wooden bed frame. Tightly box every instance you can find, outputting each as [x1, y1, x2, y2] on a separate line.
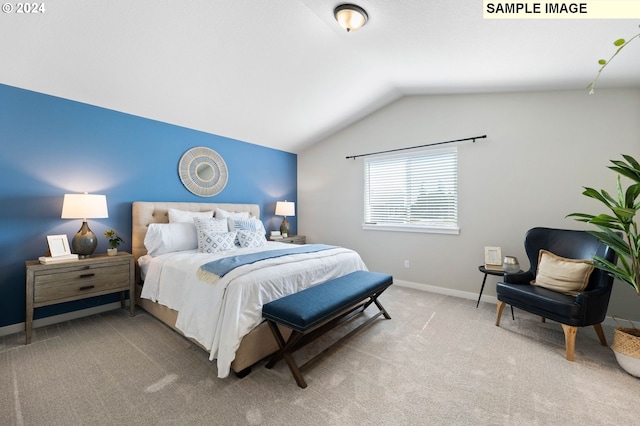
[131, 201, 289, 376]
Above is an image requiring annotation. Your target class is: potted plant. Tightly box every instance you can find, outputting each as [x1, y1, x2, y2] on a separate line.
[567, 155, 640, 377]
[104, 229, 124, 256]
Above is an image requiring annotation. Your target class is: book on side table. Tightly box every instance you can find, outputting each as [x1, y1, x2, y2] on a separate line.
[38, 254, 79, 264]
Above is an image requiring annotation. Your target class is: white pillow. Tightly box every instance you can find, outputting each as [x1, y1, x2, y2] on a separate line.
[236, 230, 267, 248]
[168, 208, 214, 223]
[144, 223, 198, 256]
[214, 207, 250, 219]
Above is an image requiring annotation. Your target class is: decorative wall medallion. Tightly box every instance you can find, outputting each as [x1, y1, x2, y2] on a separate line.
[178, 146, 228, 197]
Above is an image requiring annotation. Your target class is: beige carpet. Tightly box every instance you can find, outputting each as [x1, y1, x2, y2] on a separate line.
[1, 285, 639, 425]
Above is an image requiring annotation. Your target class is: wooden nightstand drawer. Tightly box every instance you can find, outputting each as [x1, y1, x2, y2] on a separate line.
[25, 252, 135, 344]
[33, 262, 130, 304]
[268, 235, 306, 244]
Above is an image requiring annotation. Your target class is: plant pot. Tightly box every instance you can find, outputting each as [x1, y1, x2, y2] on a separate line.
[611, 322, 640, 378]
[107, 248, 118, 256]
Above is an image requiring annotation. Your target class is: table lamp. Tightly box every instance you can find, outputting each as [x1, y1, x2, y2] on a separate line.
[61, 193, 108, 257]
[275, 201, 295, 237]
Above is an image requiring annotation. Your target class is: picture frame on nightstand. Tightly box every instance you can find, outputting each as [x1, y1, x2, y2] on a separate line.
[46, 234, 71, 257]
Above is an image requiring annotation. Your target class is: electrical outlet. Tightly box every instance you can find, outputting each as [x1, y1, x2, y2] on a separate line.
[404, 260, 410, 268]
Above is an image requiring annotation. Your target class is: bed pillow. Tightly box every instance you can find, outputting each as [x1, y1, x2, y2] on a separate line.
[214, 207, 250, 219]
[144, 222, 198, 256]
[531, 249, 594, 296]
[227, 217, 266, 235]
[193, 217, 228, 234]
[168, 208, 214, 223]
[198, 231, 237, 254]
[194, 218, 237, 253]
[236, 230, 267, 248]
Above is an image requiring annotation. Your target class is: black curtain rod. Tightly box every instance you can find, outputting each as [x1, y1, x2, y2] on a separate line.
[345, 134, 487, 160]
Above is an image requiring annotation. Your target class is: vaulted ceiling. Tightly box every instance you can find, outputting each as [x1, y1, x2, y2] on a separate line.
[1, 1, 638, 153]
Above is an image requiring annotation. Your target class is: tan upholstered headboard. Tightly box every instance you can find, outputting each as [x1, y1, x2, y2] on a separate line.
[131, 201, 260, 261]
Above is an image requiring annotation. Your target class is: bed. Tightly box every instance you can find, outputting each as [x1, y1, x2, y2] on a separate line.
[132, 201, 367, 378]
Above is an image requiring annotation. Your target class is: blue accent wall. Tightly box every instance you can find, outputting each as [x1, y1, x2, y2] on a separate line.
[0, 83, 297, 328]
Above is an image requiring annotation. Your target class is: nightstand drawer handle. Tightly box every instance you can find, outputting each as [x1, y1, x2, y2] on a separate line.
[79, 273, 95, 278]
[79, 285, 95, 291]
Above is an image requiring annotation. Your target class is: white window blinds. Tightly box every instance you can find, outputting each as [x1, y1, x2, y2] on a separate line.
[364, 147, 458, 233]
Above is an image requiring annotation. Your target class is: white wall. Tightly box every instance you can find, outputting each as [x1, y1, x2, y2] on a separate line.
[298, 88, 640, 320]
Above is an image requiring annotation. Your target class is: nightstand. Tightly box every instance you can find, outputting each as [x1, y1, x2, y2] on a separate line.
[25, 252, 135, 344]
[269, 235, 306, 244]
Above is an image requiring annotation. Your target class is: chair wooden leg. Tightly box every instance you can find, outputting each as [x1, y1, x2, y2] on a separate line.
[496, 301, 506, 326]
[593, 323, 608, 346]
[561, 324, 577, 361]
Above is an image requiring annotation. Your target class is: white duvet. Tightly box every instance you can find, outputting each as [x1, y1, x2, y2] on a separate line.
[139, 242, 367, 378]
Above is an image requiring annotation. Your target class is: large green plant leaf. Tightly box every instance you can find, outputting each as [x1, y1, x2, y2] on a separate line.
[567, 155, 640, 297]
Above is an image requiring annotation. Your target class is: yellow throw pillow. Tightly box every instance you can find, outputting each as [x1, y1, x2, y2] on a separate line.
[532, 249, 594, 296]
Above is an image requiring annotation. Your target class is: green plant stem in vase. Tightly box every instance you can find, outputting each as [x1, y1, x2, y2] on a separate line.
[104, 229, 124, 250]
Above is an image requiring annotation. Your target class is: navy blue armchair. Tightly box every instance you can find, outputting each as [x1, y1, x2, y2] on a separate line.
[495, 227, 617, 361]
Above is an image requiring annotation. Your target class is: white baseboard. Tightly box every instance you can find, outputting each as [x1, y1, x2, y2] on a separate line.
[392, 279, 633, 327]
[393, 279, 498, 304]
[0, 301, 126, 338]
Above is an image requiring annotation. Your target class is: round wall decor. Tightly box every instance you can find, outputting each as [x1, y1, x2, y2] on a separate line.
[178, 146, 228, 197]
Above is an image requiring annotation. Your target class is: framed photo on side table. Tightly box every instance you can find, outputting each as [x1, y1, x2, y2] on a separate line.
[484, 246, 503, 271]
[47, 234, 71, 257]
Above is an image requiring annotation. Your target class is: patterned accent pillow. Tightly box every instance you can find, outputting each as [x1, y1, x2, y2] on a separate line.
[236, 230, 267, 248]
[197, 231, 237, 254]
[227, 218, 266, 235]
[194, 217, 228, 233]
[194, 218, 236, 253]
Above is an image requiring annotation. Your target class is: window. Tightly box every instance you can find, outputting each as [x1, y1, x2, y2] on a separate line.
[363, 147, 458, 234]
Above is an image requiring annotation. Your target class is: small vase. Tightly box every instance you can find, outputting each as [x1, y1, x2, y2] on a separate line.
[502, 256, 520, 273]
[107, 248, 118, 256]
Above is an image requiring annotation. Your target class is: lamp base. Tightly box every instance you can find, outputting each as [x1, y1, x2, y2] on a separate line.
[279, 217, 290, 236]
[72, 221, 98, 258]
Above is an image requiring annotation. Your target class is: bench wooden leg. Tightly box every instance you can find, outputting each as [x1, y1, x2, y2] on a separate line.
[265, 292, 391, 388]
[372, 296, 391, 320]
[265, 324, 308, 388]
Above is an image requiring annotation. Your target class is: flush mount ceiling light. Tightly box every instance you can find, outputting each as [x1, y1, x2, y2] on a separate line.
[334, 4, 368, 32]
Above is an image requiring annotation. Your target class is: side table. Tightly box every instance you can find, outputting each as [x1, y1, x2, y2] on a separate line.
[25, 252, 135, 344]
[477, 265, 516, 319]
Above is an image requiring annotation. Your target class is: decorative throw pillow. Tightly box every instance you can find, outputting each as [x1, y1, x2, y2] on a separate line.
[144, 222, 198, 256]
[532, 249, 594, 296]
[193, 217, 228, 233]
[227, 218, 266, 235]
[236, 230, 267, 248]
[196, 230, 237, 254]
[168, 208, 213, 223]
[194, 218, 236, 253]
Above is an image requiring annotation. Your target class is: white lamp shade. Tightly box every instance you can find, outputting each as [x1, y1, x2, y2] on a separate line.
[61, 193, 109, 219]
[275, 201, 295, 217]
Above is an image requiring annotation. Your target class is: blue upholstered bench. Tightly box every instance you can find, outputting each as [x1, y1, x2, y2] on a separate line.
[262, 270, 393, 388]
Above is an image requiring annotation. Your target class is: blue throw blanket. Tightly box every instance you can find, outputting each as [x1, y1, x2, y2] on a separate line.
[197, 244, 336, 283]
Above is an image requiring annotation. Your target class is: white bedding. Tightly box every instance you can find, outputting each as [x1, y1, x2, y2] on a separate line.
[139, 241, 367, 378]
